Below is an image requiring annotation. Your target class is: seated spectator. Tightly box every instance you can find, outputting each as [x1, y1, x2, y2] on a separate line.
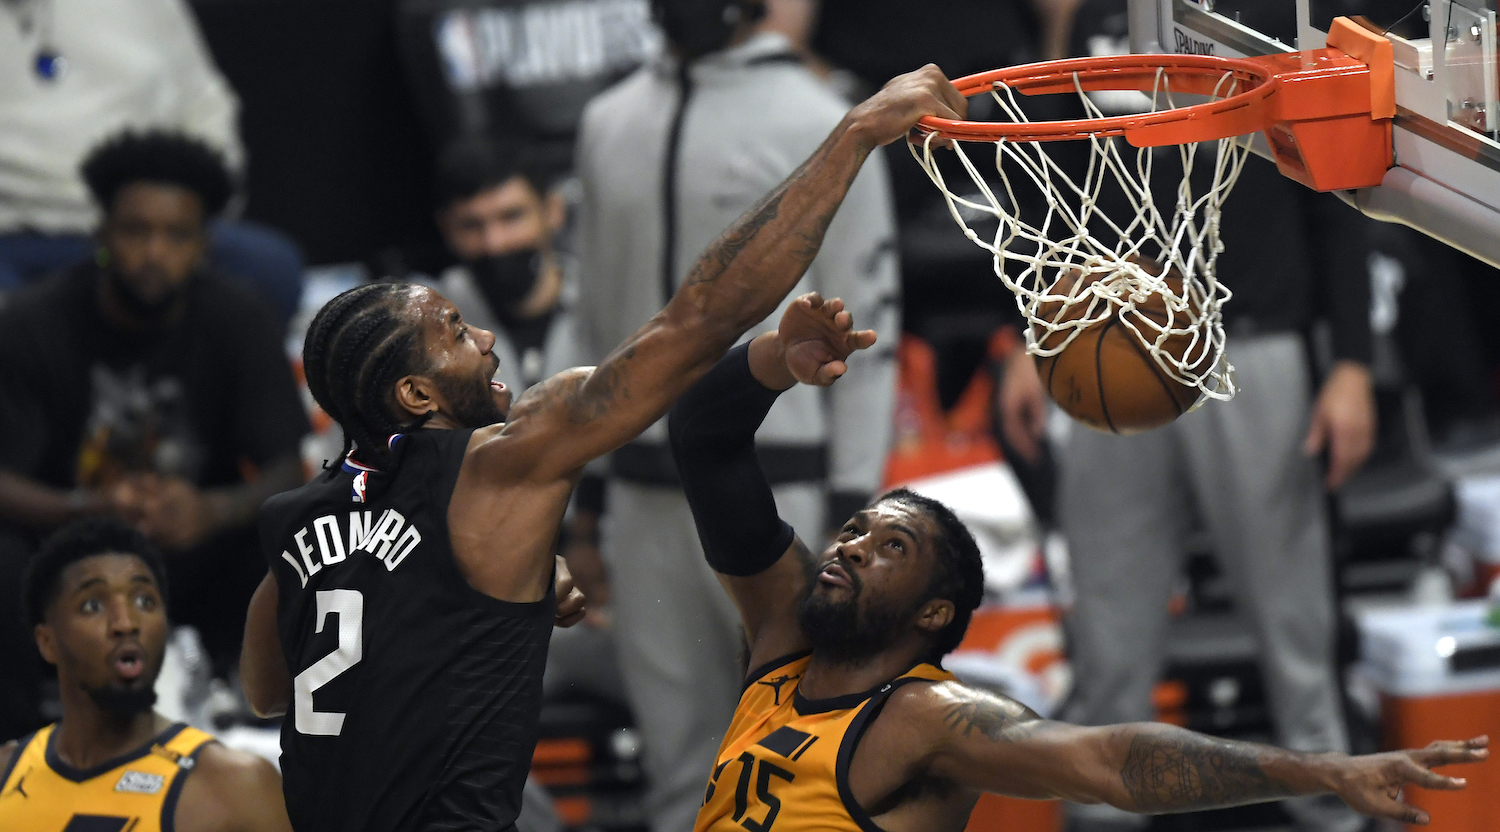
[0, 0, 304, 328]
[0, 131, 309, 740]
[0, 518, 291, 832]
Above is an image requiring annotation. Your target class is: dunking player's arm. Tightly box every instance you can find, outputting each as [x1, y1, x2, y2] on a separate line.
[439, 66, 965, 605]
[668, 299, 1489, 831]
[238, 67, 964, 716]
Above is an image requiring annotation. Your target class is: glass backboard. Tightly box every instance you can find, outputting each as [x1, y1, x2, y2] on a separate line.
[1130, 0, 1500, 268]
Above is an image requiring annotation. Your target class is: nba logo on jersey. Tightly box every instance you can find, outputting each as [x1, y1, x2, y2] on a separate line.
[353, 471, 369, 503]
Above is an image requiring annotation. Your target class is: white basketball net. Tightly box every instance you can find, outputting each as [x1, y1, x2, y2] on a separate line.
[911, 70, 1253, 401]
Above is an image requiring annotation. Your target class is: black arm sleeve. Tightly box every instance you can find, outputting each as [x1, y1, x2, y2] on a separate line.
[668, 343, 796, 577]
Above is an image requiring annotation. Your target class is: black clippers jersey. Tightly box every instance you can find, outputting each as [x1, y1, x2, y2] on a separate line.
[260, 429, 556, 832]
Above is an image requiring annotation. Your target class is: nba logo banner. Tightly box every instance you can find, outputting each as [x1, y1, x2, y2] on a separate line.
[353, 471, 369, 503]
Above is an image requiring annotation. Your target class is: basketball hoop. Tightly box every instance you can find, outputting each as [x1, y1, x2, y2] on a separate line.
[911, 18, 1396, 409]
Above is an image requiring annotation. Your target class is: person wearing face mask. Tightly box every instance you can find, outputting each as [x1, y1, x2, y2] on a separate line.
[431, 137, 620, 743]
[574, 2, 901, 829]
[433, 138, 582, 395]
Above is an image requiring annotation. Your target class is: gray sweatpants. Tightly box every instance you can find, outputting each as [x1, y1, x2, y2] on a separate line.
[601, 480, 824, 832]
[1059, 334, 1359, 830]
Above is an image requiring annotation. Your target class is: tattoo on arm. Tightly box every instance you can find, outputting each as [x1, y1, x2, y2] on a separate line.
[683, 190, 787, 289]
[942, 691, 1041, 742]
[564, 348, 633, 425]
[682, 136, 869, 291]
[1118, 730, 1297, 813]
[506, 343, 638, 429]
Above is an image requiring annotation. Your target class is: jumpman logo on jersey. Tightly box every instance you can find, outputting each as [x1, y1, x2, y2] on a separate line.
[755, 674, 799, 706]
[5, 769, 28, 799]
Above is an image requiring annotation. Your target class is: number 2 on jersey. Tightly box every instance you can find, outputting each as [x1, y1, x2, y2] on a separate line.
[294, 589, 363, 736]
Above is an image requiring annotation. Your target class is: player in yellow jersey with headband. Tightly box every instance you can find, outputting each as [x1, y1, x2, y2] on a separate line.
[668, 293, 1490, 832]
[0, 518, 290, 832]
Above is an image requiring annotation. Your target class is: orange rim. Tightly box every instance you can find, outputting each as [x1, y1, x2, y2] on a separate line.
[916, 53, 1278, 145]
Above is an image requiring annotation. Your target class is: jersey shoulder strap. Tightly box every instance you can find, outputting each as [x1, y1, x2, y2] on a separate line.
[152, 725, 215, 768]
[898, 662, 956, 685]
[157, 726, 217, 832]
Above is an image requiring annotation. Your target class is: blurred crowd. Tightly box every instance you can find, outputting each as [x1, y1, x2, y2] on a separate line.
[3, 2, 1499, 832]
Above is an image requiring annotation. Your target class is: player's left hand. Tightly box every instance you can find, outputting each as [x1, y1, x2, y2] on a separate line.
[777, 292, 877, 387]
[554, 555, 587, 628]
[1329, 736, 1487, 825]
[1303, 360, 1376, 491]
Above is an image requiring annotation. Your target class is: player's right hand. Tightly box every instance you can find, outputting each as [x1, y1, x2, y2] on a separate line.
[846, 64, 967, 149]
[1329, 736, 1488, 825]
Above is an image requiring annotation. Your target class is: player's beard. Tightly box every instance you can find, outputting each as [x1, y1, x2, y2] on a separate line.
[432, 365, 507, 427]
[797, 571, 918, 667]
[86, 682, 157, 721]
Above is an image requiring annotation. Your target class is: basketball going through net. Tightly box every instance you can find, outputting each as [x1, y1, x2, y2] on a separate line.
[912, 21, 1396, 432]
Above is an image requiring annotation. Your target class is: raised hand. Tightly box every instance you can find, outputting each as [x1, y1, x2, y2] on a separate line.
[1330, 737, 1488, 825]
[777, 292, 878, 387]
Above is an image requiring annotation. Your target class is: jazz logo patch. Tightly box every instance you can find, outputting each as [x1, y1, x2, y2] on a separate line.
[114, 770, 165, 794]
[353, 471, 369, 503]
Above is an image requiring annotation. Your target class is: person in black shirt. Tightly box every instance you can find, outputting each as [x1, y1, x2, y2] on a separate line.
[237, 67, 968, 832]
[0, 131, 309, 740]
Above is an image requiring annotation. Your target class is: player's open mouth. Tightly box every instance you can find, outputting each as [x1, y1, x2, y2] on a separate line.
[491, 381, 506, 393]
[113, 647, 145, 681]
[818, 563, 852, 588]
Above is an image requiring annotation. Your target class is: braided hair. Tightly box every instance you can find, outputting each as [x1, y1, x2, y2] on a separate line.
[303, 283, 432, 468]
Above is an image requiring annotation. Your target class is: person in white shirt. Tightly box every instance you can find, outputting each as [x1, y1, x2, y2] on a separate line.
[0, 0, 301, 327]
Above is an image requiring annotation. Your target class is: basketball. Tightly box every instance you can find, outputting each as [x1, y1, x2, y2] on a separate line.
[1030, 258, 1207, 433]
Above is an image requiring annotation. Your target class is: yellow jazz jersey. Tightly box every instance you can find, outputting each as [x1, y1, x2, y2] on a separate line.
[695, 652, 954, 832]
[0, 721, 215, 832]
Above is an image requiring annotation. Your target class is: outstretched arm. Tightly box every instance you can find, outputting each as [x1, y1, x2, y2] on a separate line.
[670, 294, 876, 673]
[911, 684, 1487, 824]
[487, 67, 964, 484]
